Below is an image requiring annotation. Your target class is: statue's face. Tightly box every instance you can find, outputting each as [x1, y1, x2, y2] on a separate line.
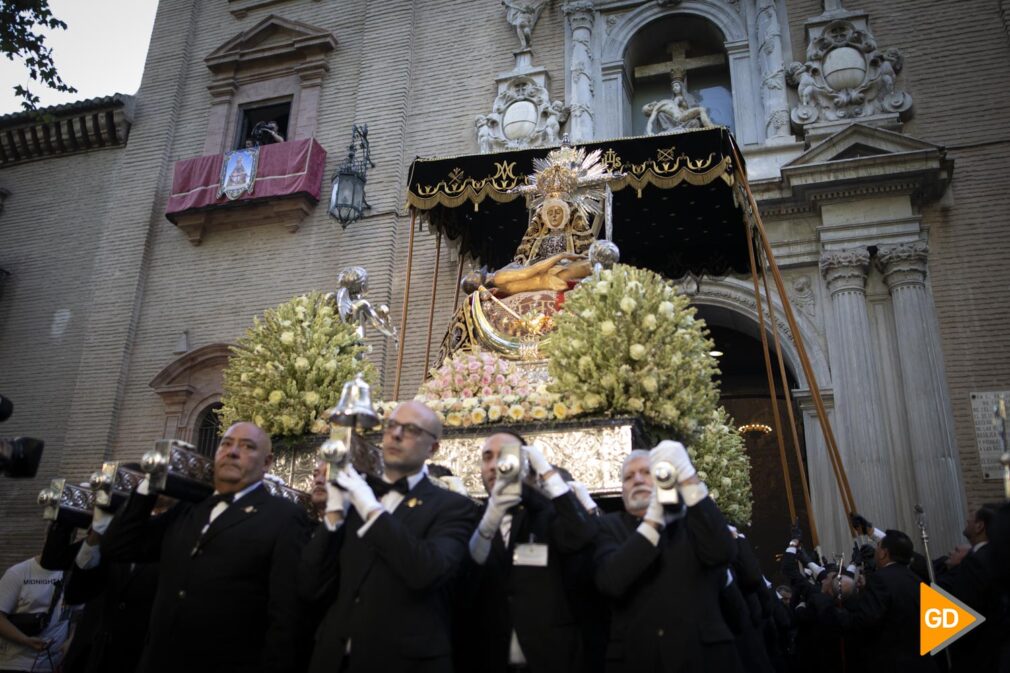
[672, 81, 683, 94]
[542, 200, 569, 230]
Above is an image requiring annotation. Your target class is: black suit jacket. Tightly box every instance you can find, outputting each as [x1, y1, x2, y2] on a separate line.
[298, 476, 477, 673]
[64, 557, 158, 673]
[938, 543, 1007, 673]
[462, 486, 596, 673]
[101, 484, 310, 673]
[820, 562, 937, 673]
[594, 498, 738, 673]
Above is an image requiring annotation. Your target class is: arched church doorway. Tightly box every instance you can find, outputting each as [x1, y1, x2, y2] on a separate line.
[697, 305, 810, 578]
[623, 15, 734, 136]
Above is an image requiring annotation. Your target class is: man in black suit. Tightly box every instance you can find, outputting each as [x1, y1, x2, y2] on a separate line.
[462, 431, 596, 672]
[938, 504, 1006, 673]
[63, 503, 159, 673]
[816, 529, 937, 673]
[594, 443, 740, 673]
[298, 400, 477, 673]
[100, 421, 310, 673]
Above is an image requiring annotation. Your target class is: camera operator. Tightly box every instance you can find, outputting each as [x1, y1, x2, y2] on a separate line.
[593, 443, 739, 673]
[460, 431, 597, 673]
[0, 529, 74, 672]
[0, 395, 45, 480]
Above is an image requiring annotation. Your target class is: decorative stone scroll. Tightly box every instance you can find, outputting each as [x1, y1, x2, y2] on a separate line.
[787, 18, 912, 130]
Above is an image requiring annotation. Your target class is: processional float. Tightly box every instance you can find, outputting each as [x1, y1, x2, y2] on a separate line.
[400, 126, 861, 547]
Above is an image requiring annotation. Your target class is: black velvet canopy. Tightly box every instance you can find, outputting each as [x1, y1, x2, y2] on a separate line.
[406, 126, 749, 279]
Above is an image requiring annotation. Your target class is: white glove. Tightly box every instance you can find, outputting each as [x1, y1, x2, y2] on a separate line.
[477, 479, 522, 539]
[649, 440, 696, 482]
[325, 482, 346, 515]
[643, 490, 665, 529]
[570, 481, 598, 513]
[90, 507, 115, 535]
[525, 445, 569, 497]
[335, 465, 382, 520]
[525, 444, 552, 476]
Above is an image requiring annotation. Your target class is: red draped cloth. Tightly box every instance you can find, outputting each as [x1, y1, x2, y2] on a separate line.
[165, 139, 326, 221]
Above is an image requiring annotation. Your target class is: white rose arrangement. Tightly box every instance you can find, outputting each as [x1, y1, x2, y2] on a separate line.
[219, 292, 375, 437]
[690, 407, 754, 525]
[545, 264, 720, 438]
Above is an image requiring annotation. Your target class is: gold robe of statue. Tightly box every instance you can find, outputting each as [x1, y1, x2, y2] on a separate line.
[436, 144, 616, 365]
[438, 196, 600, 363]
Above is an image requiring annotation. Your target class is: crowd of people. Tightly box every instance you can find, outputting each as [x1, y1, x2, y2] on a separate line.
[1, 398, 1008, 673]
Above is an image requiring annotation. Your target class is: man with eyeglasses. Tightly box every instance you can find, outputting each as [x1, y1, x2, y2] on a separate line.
[298, 400, 477, 673]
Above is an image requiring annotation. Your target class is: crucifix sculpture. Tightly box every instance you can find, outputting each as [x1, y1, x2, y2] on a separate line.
[633, 41, 726, 85]
[635, 42, 722, 134]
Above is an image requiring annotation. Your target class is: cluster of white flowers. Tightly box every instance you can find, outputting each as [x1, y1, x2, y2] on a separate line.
[219, 292, 375, 437]
[545, 264, 753, 515]
[545, 264, 721, 438]
[690, 407, 754, 524]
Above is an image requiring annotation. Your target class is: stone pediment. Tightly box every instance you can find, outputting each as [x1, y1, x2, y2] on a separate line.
[205, 15, 336, 77]
[785, 124, 943, 166]
[780, 124, 953, 202]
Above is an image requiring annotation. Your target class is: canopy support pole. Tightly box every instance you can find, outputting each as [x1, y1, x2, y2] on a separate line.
[744, 219, 798, 528]
[393, 209, 417, 400]
[730, 141, 857, 536]
[423, 231, 443, 376]
[759, 242, 820, 547]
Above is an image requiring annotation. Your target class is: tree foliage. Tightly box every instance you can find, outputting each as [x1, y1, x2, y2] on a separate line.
[1, 1, 76, 111]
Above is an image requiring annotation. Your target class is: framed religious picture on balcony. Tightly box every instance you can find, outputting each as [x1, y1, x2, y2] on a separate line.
[218, 146, 259, 200]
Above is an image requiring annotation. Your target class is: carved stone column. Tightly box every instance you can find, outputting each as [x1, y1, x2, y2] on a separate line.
[564, 0, 596, 141]
[877, 242, 965, 550]
[755, 0, 792, 140]
[819, 248, 898, 525]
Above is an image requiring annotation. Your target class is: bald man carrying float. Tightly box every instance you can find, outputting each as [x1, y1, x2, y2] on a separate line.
[101, 422, 311, 673]
[298, 401, 477, 673]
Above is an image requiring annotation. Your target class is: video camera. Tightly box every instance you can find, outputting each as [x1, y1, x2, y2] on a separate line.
[496, 441, 528, 498]
[0, 394, 45, 479]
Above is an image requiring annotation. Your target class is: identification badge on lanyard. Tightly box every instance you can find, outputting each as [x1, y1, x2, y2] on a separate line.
[513, 543, 549, 567]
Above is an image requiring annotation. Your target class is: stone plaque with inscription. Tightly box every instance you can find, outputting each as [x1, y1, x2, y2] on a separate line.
[970, 391, 1009, 479]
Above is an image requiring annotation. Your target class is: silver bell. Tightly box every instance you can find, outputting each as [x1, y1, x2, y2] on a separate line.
[330, 373, 380, 429]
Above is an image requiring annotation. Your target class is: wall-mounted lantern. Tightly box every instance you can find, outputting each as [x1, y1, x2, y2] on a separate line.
[328, 124, 375, 228]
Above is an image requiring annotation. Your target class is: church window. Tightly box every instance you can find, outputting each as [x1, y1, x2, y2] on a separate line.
[194, 402, 225, 457]
[234, 99, 291, 149]
[624, 15, 733, 137]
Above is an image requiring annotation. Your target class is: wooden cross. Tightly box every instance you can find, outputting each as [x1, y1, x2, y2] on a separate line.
[633, 41, 726, 86]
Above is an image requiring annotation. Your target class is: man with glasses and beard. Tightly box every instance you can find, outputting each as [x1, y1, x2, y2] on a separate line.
[298, 400, 477, 673]
[594, 445, 740, 673]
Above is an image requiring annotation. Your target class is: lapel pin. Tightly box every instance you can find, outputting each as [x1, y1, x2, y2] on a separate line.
[406, 498, 422, 508]
[244, 505, 256, 513]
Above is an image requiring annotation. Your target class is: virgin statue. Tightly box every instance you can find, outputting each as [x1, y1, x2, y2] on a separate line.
[437, 143, 619, 364]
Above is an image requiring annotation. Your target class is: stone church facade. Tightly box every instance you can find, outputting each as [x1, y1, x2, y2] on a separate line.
[1, 0, 1008, 565]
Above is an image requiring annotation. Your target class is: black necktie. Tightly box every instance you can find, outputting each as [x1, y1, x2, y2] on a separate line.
[366, 474, 409, 498]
